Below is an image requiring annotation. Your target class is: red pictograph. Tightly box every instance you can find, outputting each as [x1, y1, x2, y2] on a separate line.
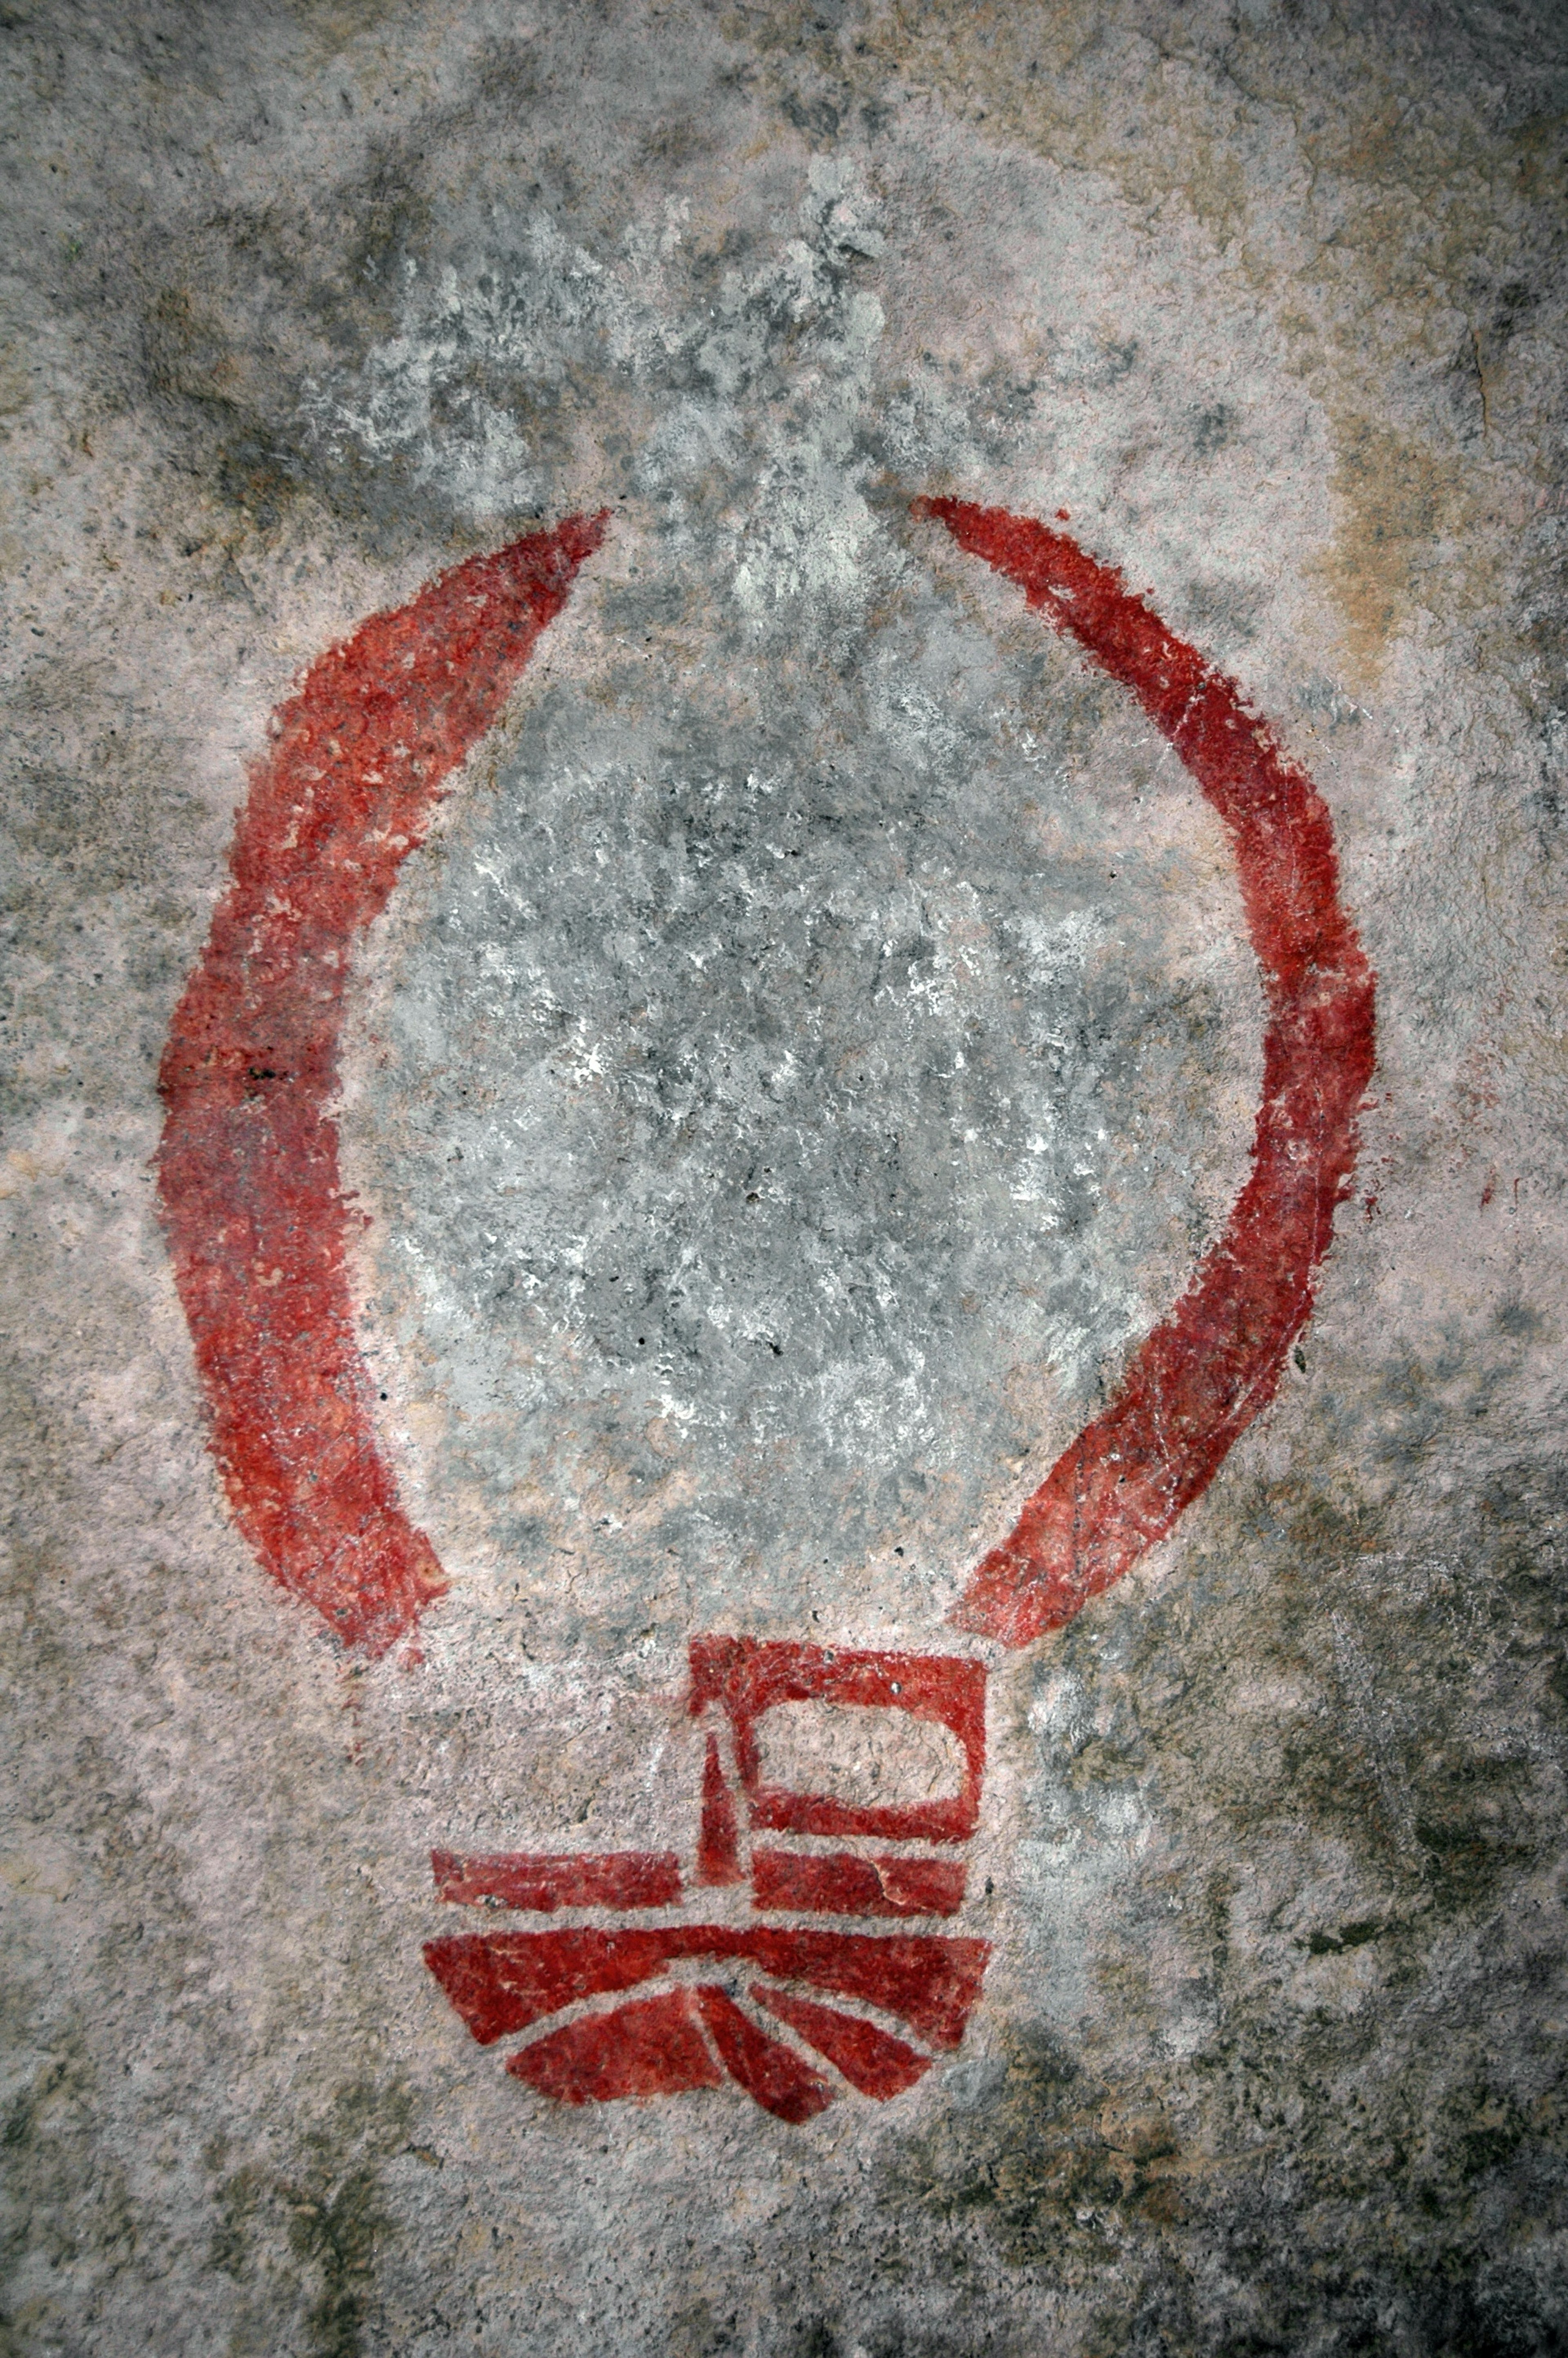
[155, 497, 1372, 1659]
[423, 1638, 991, 2119]
[913, 500, 1376, 1646]
[155, 515, 607, 1656]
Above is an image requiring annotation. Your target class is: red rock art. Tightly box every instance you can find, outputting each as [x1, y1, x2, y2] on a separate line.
[509, 1988, 723, 2105]
[423, 1639, 990, 2117]
[750, 1983, 933, 2100]
[694, 1984, 836, 2124]
[688, 1637, 986, 1844]
[748, 1850, 967, 1920]
[697, 1732, 745, 1887]
[431, 1851, 683, 1912]
[156, 500, 1370, 1663]
[155, 515, 607, 1655]
[915, 499, 1377, 1647]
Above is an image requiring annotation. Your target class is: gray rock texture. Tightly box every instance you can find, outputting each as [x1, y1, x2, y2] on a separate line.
[2, 2, 1566, 2351]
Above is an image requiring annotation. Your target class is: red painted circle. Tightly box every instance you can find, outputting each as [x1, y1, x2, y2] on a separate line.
[156, 501, 1373, 1657]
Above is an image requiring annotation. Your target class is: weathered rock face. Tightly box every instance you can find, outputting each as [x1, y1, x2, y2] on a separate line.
[3, 3, 1566, 2351]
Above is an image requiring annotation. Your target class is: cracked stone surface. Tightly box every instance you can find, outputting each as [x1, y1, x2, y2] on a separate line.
[2, 3, 1566, 2352]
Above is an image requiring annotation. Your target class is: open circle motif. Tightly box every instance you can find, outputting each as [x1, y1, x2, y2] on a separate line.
[156, 501, 1374, 1657]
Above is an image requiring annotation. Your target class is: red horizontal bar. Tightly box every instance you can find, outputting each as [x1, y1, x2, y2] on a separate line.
[432, 1850, 683, 1912]
[425, 1921, 989, 2053]
[751, 1849, 966, 1919]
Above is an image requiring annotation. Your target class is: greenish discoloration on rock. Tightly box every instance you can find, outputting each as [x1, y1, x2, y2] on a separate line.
[208, 2082, 411, 2357]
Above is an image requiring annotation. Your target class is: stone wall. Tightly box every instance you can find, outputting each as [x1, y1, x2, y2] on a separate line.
[3, 4, 1566, 2351]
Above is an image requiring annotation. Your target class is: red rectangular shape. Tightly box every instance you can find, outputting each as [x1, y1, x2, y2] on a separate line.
[432, 1850, 682, 1912]
[687, 1637, 986, 1844]
[751, 1849, 966, 1919]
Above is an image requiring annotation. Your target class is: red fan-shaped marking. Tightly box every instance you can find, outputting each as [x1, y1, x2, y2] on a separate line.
[915, 499, 1376, 1647]
[507, 1988, 722, 2104]
[695, 1986, 834, 2123]
[750, 1984, 933, 2100]
[156, 514, 607, 1656]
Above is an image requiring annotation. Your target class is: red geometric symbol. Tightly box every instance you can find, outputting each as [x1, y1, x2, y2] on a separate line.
[154, 497, 1373, 1658]
[423, 1639, 991, 2120]
[156, 514, 608, 1654]
[920, 502, 1376, 1645]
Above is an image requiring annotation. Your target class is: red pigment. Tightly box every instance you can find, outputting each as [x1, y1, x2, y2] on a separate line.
[424, 1921, 991, 2053]
[750, 1849, 966, 1919]
[688, 1637, 986, 1843]
[506, 1982, 920, 2115]
[432, 1850, 682, 1913]
[696, 1732, 744, 1886]
[508, 1988, 722, 2104]
[695, 1985, 835, 2123]
[156, 514, 608, 1655]
[751, 1983, 933, 2100]
[915, 499, 1376, 1645]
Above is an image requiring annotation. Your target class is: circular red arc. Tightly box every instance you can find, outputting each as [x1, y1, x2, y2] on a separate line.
[156, 512, 608, 1656]
[915, 498, 1377, 1646]
[156, 495, 1372, 1663]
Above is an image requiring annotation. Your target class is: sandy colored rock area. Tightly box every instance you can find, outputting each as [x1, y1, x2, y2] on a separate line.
[2, 2, 1566, 2351]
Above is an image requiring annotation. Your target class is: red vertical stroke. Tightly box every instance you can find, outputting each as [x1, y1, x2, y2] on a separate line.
[696, 1733, 744, 1886]
[915, 498, 1376, 1647]
[156, 514, 608, 1655]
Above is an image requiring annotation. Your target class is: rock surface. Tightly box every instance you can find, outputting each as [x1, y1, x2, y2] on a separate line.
[2, 3, 1566, 2351]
